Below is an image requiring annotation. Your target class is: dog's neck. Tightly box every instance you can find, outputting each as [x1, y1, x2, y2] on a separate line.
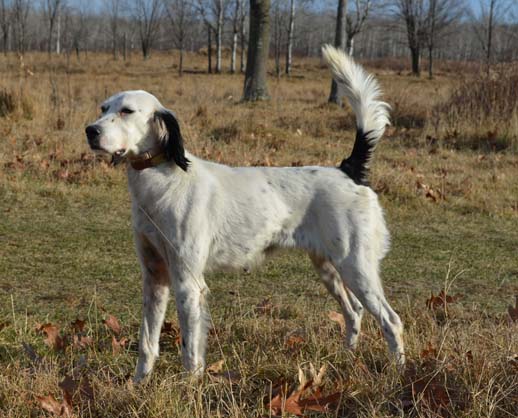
[126, 151, 194, 214]
[128, 149, 167, 171]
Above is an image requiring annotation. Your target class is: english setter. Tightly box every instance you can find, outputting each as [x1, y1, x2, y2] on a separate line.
[86, 45, 404, 383]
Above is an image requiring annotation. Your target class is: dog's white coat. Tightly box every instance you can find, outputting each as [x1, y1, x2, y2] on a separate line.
[88, 46, 405, 382]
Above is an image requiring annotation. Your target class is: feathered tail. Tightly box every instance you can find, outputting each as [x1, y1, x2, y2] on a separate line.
[322, 45, 390, 185]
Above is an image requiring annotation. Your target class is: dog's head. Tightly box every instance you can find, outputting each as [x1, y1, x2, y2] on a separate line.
[85, 90, 189, 170]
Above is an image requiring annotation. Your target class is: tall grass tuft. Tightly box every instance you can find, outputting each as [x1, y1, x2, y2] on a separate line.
[432, 70, 518, 150]
[0, 90, 16, 117]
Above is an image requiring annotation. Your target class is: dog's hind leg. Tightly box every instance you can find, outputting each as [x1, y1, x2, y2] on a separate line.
[310, 254, 364, 350]
[134, 236, 171, 383]
[335, 256, 405, 366]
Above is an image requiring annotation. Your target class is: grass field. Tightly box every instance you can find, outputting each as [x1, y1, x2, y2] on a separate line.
[0, 52, 517, 417]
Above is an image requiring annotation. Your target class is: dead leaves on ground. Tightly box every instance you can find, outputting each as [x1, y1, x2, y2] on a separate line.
[36, 393, 73, 417]
[102, 314, 121, 335]
[36, 323, 66, 351]
[327, 310, 346, 334]
[416, 180, 444, 202]
[36, 374, 94, 417]
[32, 313, 124, 416]
[401, 341, 471, 416]
[426, 290, 462, 310]
[35, 312, 125, 354]
[266, 364, 343, 417]
[206, 359, 242, 384]
[3, 151, 112, 184]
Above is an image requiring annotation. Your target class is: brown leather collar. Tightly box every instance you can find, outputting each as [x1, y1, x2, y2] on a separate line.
[129, 151, 168, 171]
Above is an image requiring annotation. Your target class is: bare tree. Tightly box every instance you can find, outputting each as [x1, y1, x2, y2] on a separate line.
[346, 0, 372, 56]
[107, 0, 122, 60]
[239, 1, 247, 72]
[0, 0, 10, 54]
[132, 0, 162, 59]
[69, 0, 90, 59]
[197, 0, 227, 73]
[424, 0, 464, 78]
[230, 0, 242, 73]
[12, 0, 30, 53]
[272, 0, 286, 77]
[285, 0, 295, 74]
[328, 0, 347, 104]
[472, 0, 511, 71]
[42, 0, 64, 55]
[393, 0, 427, 76]
[243, 0, 271, 101]
[164, 0, 192, 75]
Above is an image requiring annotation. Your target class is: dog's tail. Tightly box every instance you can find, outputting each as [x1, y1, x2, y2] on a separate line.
[322, 45, 390, 185]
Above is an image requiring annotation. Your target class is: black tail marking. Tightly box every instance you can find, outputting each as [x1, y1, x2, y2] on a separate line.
[339, 128, 374, 186]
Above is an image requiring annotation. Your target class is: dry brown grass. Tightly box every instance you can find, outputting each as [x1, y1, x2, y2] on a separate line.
[0, 52, 517, 417]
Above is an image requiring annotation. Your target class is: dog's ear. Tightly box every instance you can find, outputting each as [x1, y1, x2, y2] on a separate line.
[154, 109, 190, 171]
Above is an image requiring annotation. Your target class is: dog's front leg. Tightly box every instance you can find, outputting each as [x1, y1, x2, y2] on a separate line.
[172, 268, 210, 376]
[134, 237, 170, 383]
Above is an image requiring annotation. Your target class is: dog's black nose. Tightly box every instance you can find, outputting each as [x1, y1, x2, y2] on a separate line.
[85, 125, 101, 149]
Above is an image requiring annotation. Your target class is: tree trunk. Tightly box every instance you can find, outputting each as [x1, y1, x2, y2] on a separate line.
[2, 31, 7, 54]
[486, 0, 495, 73]
[208, 26, 213, 73]
[231, 31, 238, 73]
[285, 0, 295, 75]
[142, 39, 150, 59]
[273, 4, 281, 78]
[410, 46, 420, 76]
[48, 24, 54, 55]
[123, 32, 127, 61]
[216, 2, 223, 73]
[346, 35, 354, 56]
[428, 46, 433, 79]
[240, 15, 246, 73]
[243, 0, 271, 101]
[56, 13, 60, 54]
[328, 0, 347, 105]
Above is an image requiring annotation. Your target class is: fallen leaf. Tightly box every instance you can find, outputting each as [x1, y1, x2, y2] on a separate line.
[267, 379, 342, 416]
[255, 298, 275, 315]
[37, 323, 65, 351]
[59, 374, 94, 402]
[59, 375, 78, 396]
[103, 314, 121, 335]
[426, 290, 461, 309]
[285, 334, 305, 353]
[402, 365, 451, 414]
[416, 180, 442, 202]
[420, 342, 437, 359]
[328, 310, 346, 334]
[208, 369, 242, 384]
[36, 393, 73, 417]
[309, 363, 327, 387]
[161, 321, 182, 346]
[206, 359, 225, 374]
[70, 319, 86, 333]
[111, 335, 128, 354]
[72, 335, 93, 349]
[508, 295, 518, 322]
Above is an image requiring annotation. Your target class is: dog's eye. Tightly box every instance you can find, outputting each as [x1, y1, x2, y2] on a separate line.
[100, 105, 108, 113]
[120, 107, 135, 115]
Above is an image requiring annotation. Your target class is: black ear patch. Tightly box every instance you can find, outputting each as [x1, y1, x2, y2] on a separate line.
[154, 109, 190, 171]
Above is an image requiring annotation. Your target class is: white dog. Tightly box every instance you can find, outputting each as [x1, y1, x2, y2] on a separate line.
[86, 45, 404, 383]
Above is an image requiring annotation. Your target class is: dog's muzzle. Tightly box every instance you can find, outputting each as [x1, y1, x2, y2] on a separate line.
[85, 124, 102, 150]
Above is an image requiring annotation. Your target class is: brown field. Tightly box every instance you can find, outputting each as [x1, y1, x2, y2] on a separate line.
[0, 51, 517, 417]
